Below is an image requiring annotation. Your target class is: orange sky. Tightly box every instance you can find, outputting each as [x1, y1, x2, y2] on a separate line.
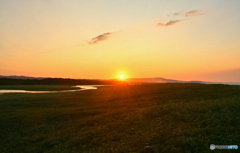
[0, 0, 240, 82]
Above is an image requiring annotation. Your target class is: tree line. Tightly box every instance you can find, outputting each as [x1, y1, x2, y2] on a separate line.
[0, 78, 118, 85]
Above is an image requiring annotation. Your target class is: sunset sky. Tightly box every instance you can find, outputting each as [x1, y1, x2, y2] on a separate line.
[1, 0, 240, 82]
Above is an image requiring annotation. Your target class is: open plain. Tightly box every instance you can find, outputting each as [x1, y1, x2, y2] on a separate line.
[0, 83, 239, 152]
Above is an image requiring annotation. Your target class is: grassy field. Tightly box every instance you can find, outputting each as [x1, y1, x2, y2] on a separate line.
[0, 83, 239, 152]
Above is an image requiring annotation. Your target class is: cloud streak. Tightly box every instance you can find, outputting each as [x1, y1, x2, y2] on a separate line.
[88, 32, 112, 44]
[157, 10, 206, 27]
[157, 20, 183, 26]
[168, 11, 184, 16]
[185, 10, 206, 17]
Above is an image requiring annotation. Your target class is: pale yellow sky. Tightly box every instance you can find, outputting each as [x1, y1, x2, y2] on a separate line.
[0, 0, 240, 82]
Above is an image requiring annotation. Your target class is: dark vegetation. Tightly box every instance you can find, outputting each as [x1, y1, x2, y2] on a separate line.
[0, 83, 239, 152]
[0, 78, 118, 85]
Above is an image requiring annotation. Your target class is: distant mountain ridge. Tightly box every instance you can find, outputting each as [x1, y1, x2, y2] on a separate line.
[0, 75, 46, 80]
[0, 75, 238, 85]
[127, 77, 184, 83]
[0, 75, 204, 83]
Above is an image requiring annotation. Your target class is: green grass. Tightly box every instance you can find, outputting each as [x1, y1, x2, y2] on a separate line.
[0, 83, 239, 152]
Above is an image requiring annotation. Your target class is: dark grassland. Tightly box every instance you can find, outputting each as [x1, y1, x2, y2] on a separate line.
[0, 83, 239, 152]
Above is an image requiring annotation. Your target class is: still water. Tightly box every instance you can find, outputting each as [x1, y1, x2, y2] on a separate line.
[0, 85, 100, 94]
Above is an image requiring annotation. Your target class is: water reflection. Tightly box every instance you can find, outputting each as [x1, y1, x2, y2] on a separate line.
[0, 85, 99, 94]
[0, 84, 141, 95]
[75, 85, 98, 90]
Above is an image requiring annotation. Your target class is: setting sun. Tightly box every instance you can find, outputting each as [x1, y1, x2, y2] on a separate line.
[0, 0, 240, 82]
[117, 72, 128, 80]
[120, 74, 125, 79]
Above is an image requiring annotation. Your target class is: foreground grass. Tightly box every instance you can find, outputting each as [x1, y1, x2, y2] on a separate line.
[0, 83, 239, 152]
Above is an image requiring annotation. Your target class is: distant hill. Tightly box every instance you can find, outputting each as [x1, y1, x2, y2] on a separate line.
[0, 75, 46, 80]
[127, 77, 184, 83]
[0, 75, 205, 85]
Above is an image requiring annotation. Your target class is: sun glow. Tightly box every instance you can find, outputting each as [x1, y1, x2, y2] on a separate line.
[120, 74, 125, 79]
[116, 72, 128, 81]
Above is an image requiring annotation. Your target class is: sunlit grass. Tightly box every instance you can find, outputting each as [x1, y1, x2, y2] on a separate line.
[0, 83, 239, 152]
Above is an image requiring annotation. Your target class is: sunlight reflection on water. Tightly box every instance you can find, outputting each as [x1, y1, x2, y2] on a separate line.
[0, 85, 101, 94]
[0, 84, 144, 94]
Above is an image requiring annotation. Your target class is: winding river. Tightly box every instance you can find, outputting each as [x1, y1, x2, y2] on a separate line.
[0, 85, 102, 94]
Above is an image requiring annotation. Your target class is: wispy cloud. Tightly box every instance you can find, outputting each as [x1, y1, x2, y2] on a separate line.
[157, 10, 206, 27]
[157, 20, 183, 26]
[88, 32, 112, 44]
[185, 10, 206, 17]
[168, 11, 184, 16]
